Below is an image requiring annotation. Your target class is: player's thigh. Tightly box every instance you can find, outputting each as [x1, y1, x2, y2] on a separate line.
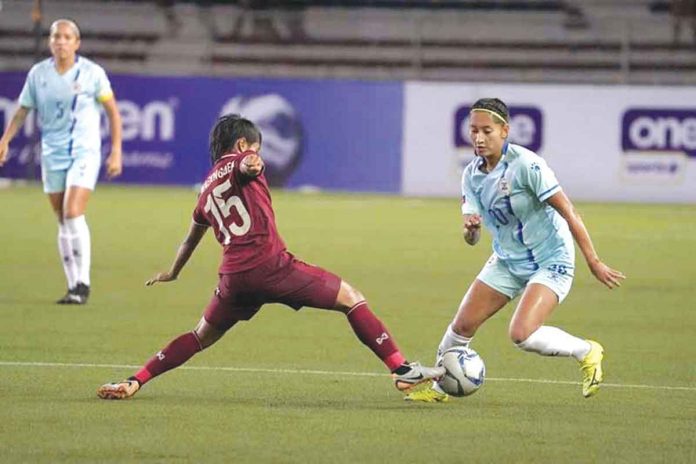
[203, 273, 262, 331]
[47, 192, 65, 220]
[265, 254, 342, 312]
[452, 278, 510, 337]
[508, 262, 574, 342]
[63, 186, 93, 218]
[64, 157, 99, 218]
[509, 283, 560, 343]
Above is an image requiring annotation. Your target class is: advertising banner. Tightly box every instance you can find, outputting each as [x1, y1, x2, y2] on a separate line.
[0, 72, 403, 192]
[402, 82, 696, 203]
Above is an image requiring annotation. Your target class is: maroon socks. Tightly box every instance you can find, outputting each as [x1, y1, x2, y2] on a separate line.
[134, 331, 203, 385]
[346, 302, 406, 371]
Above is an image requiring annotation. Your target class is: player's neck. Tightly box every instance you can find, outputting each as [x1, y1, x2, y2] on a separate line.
[482, 153, 502, 173]
[54, 56, 76, 74]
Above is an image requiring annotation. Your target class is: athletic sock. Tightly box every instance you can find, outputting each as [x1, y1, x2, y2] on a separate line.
[346, 302, 406, 371]
[57, 223, 78, 289]
[64, 215, 91, 286]
[134, 331, 203, 385]
[437, 324, 473, 360]
[515, 326, 591, 360]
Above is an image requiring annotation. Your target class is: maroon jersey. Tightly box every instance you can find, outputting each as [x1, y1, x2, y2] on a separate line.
[193, 151, 286, 273]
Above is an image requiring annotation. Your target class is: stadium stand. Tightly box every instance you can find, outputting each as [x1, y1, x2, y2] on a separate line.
[0, 0, 693, 84]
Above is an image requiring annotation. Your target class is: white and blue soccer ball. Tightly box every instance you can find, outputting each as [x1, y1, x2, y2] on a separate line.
[437, 347, 485, 397]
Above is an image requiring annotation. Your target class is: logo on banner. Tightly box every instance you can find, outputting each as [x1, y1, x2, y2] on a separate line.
[102, 98, 177, 171]
[453, 105, 544, 153]
[620, 108, 695, 183]
[220, 94, 303, 187]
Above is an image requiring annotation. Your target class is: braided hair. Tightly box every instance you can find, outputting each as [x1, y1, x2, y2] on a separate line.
[470, 98, 510, 125]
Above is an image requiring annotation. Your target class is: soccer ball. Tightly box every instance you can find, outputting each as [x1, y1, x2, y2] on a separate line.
[436, 347, 485, 397]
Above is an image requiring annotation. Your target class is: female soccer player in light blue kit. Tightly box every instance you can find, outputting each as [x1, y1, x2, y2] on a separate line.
[0, 19, 123, 304]
[406, 98, 625, 402]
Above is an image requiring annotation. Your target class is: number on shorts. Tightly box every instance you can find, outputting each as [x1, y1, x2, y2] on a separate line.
[203, 179, 251, 244]
[548, 264, 568, 275]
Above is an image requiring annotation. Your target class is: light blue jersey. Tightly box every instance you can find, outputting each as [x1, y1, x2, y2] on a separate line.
[18, 55, 113, 171]
[461, 143, 574, 275]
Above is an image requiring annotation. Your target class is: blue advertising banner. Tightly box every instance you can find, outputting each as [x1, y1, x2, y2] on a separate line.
[0, 72, 403, 192]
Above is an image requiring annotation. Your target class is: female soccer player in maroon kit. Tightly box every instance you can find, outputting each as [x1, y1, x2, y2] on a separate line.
[97, 114, 443, 400]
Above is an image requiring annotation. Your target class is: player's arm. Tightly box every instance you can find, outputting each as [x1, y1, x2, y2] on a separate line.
[0, 106, 30, 166]
[546, 191, 625, 289]
[101, 96, 123, 179]
[146, 221, 209, 286]
[463, 214, 482, 246]
[240, 153, 264, 177]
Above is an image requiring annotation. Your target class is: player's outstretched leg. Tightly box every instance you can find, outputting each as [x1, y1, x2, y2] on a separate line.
[579, 340, 604, 398]
[97, 331, 203, 400]
[97, 320, 226, 400]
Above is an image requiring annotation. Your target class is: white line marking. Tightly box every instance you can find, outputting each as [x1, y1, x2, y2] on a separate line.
[1, 360, 694, 392]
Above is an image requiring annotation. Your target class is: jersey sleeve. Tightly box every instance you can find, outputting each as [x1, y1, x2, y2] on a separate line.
[192, 201, 211, 227]
[18, 68, 36, 109]
[460, 166, 480, 216]
[521, 156, 561, 202]
[94, 65, 114, 103]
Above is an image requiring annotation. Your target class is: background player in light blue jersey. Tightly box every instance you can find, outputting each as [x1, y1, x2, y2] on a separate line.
[0, 19, 123, 304]
[407, 98, 625, 402]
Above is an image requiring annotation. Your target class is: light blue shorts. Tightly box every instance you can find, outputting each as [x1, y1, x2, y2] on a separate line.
[41, 155, 101, 194]
[477, 252, 575, 303]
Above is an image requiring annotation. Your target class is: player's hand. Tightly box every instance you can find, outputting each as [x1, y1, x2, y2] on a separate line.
[588, 259, 625, 289]
[106, 148, 123, 179]
[146, 271, 177, 286]
[240, 154, 264, 177]
[464, 214, 482, 232]
[0, 140, 9, 166]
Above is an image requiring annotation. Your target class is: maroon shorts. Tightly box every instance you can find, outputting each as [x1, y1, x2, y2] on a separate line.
[204, 251, 342, 331]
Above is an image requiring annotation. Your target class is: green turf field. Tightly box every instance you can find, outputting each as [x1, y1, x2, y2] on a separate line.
[1, 184, 694, 463]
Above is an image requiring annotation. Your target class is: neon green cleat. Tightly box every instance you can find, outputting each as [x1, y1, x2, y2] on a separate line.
[579, 340, 604, 398]
[404, 386, 450, 403]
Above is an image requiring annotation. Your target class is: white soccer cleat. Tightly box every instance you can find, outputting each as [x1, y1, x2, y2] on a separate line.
[393, 362, 446, 392]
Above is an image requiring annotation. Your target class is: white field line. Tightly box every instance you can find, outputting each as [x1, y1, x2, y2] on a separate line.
[1, 360, 694, 392]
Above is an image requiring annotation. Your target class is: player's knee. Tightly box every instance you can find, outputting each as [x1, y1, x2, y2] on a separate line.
[194, 319, 227, 349]
[451, 320, 477, 338]
[508, 322, 534, 345]
[334, 281, 365, 312]
[62, 207, 81, 220]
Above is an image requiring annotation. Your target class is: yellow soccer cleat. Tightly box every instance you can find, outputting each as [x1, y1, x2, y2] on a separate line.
[579, 340, 604, 398]
[404, 386, 450, 403]
[97, 379, 141, 400]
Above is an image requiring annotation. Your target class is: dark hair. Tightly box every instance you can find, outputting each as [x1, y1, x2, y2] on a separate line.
[471, 98, 509, 124]
[208, 114, 262, 164]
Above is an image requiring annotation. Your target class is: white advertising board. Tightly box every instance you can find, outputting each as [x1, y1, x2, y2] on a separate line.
[402, 82, 696, 203]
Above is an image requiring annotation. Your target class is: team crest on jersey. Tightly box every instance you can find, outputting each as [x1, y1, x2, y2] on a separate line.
[498, 178, 511, 195]
[72, 82, 82, 94]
